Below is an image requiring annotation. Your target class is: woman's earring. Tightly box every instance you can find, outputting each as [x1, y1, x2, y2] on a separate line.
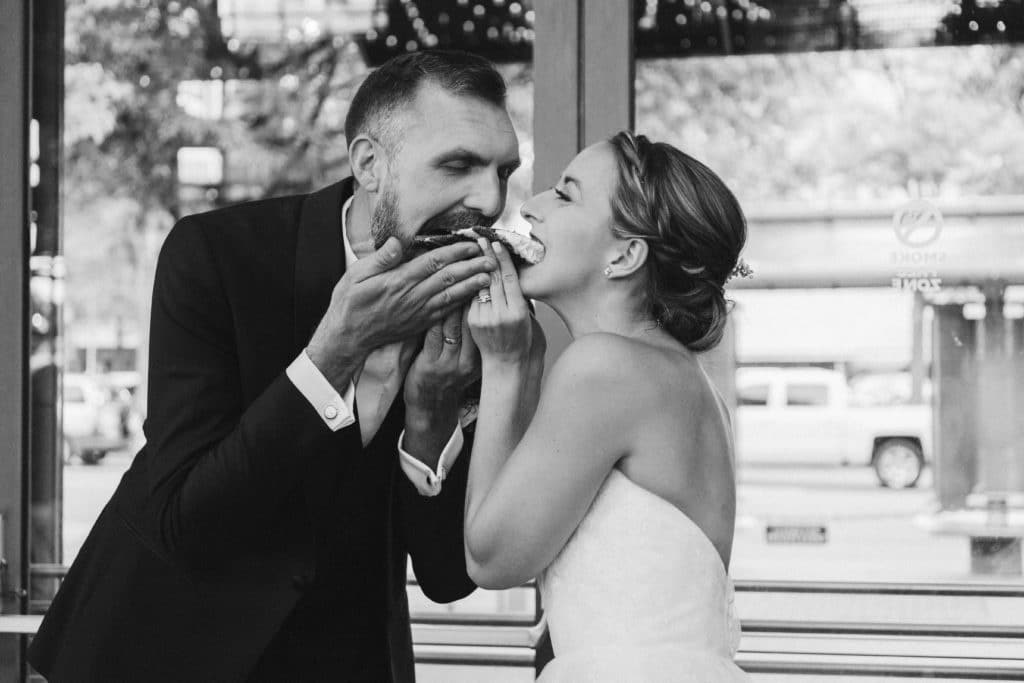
[603, 266, 613, 278]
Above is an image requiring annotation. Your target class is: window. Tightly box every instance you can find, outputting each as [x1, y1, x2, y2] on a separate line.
[63, 385, 85, 404]
[637, 36, 1024, 586]
[636, 5, 1024, 675]
[738, 383, 769, 406]
[785, 383, 828, 407]
[29, 4, 541, 682]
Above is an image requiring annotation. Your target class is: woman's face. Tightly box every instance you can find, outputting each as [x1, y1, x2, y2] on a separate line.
[517, 142, 623, 301]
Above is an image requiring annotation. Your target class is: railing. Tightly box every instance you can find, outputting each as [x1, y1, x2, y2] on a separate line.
[737, 579, 1024, 597]
[407, 577, 1024, 678]
[6, 565, 1024, 679]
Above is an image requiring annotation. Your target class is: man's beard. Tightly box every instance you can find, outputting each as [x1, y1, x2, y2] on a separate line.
[371, 185, 497, 250]
[370, 185, 402, 250]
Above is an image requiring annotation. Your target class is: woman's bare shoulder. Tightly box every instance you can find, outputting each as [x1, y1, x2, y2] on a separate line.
[549, 332, 638, 373]
[544, 333, 703, 412]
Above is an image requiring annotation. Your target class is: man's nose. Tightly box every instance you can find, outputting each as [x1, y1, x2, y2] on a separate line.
[463, 171, 505, 219]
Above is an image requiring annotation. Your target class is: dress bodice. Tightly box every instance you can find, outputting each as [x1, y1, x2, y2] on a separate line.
[537, 469, 748, 682]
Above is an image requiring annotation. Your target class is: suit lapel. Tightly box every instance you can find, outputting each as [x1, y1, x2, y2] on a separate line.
[293, 177, 354, 351]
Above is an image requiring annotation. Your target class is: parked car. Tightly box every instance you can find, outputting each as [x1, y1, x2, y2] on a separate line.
[735, 367, 933, 488]
[96, 370, 144, 439]
[63, 373, 127, 464]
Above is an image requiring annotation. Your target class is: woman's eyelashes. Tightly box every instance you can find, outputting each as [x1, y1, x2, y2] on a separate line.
[552, 186, 570, 202]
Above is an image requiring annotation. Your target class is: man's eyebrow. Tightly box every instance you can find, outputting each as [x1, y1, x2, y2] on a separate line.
[435, 147, 487, 164]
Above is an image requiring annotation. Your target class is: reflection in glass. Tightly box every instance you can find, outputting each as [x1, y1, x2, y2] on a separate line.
[44, 6, 538, 678]
[637, 38, 1024, 586]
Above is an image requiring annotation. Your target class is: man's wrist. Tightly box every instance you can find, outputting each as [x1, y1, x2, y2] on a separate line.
[405, 402, 460, 435]
[306, 341, 365, 394]
[404, 404, 460, 469]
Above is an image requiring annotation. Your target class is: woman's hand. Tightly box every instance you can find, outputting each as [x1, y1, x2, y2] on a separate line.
[468, 239, 533, 366]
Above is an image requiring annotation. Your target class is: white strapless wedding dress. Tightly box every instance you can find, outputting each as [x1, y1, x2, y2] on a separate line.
[536, 469, 749, 682]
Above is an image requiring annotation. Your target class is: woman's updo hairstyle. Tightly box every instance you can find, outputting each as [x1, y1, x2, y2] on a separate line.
[606, 131, 747, 352]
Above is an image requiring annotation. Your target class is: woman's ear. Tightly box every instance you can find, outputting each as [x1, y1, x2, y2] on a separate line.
[606, 238, 649, 279]
[349, 135, 384, 192]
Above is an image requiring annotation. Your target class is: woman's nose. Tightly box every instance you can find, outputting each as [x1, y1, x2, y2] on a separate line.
[520, 195, 541, 223]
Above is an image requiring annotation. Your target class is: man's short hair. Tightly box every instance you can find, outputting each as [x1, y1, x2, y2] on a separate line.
[344, 50, 507, 153]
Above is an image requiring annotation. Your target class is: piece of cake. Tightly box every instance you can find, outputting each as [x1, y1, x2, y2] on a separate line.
[412, 226, 545, 266]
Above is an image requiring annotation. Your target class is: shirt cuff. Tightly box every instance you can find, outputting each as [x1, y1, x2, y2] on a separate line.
[398, 424, 465, 497]
[286, 350, 356, 432]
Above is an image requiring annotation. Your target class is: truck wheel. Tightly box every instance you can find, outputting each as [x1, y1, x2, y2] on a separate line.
[873, 438, 923, 489]
[80, 450, 106, 466]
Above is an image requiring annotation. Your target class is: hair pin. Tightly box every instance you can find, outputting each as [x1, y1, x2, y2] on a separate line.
[726, 259, 754, 283]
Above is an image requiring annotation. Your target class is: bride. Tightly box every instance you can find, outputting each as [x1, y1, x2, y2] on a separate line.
[463, 131, 750, 681]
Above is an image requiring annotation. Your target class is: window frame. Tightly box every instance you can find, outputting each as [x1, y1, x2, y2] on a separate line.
[7, 1, 1024, 681]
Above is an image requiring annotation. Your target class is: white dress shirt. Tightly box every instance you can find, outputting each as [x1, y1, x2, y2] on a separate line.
[285, 197, 464, 497]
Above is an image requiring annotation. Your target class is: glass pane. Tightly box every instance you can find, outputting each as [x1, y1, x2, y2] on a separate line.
[785, 383, 829, 407]
[635, 1, 1024, 593]
[44, 1, 538, 678]
[738, 382, 770, 406]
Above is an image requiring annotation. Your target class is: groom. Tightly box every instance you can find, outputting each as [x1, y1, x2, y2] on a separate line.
[29, 50, 521, 682]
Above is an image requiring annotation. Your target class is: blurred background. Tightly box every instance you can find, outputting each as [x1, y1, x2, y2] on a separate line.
[7, 0, 1024, 680]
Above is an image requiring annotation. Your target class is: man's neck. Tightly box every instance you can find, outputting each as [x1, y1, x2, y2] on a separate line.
[346, 188, 376, 259]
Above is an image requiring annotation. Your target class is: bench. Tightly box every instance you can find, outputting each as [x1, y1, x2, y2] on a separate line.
[926, 492, 1024, 575]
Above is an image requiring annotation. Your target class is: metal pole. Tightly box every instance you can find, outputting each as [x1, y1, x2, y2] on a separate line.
[30, 0, 65, 608]
[0, 0, 32, 680]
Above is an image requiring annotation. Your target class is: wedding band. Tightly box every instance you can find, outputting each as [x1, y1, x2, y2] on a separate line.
[443, 336, 459, 345]
[477, 291, 492, 304]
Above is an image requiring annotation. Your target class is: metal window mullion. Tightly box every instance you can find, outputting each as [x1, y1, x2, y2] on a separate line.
[0, 0, 31, 681]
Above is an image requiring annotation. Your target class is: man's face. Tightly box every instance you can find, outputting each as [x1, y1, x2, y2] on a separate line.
[371, 83, 521, 248]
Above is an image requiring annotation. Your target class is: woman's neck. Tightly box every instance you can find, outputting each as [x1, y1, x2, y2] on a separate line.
[544, 288, 660, 342]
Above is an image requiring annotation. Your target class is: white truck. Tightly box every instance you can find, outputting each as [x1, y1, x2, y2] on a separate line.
[63, 373, 126, 465]
[735, 367, 933, 488]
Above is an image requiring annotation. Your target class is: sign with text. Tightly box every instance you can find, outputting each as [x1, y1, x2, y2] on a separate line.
[766, 523, 829, 544]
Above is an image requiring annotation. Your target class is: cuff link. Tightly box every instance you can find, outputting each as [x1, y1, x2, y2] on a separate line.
[323, 404, 339, 420]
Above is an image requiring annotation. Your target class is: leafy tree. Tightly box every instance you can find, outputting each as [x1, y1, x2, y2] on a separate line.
[64, 0, 367, 388]
[636, 45, 1024, 206]
[65, 0, 1024, 399]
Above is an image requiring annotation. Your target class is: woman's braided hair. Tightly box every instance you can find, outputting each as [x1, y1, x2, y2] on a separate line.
[606, 131, 748, 352]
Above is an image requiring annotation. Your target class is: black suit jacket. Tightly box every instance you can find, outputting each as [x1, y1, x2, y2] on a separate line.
[28, 178, 476, 682]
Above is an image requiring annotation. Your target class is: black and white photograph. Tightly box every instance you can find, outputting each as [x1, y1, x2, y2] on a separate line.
[2, 1, 1024, 681]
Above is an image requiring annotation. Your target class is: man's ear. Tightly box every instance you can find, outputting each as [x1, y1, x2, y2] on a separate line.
[349, 135, 385, 192]
[606, 238, 649, 279]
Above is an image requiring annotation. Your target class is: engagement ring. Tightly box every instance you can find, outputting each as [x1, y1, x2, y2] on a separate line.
[443, 336, 459, 345]
[477, 291, 492, 304]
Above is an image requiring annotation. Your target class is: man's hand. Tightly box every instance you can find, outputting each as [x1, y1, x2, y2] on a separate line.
[402, 306, 480, 468]
[307, 238, 495, 391]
